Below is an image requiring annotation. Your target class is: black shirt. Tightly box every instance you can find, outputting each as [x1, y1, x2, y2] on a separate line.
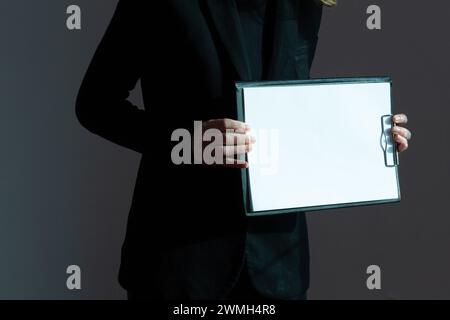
[235, 0, 271, 80]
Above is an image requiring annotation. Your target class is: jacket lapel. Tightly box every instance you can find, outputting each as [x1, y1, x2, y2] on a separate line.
[205, 0, 252, 80]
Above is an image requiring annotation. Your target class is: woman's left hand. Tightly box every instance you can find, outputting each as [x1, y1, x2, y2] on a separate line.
[391, 114, 412, 153]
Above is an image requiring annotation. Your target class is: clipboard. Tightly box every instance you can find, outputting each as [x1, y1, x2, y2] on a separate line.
[235, 77, 401, 216]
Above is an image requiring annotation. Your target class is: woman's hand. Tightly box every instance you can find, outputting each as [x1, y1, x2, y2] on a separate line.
[391, 114, 412, 152]
[201, 118, 256, 168]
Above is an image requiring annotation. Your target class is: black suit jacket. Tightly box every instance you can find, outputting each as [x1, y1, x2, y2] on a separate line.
[76, 0, 322, 299]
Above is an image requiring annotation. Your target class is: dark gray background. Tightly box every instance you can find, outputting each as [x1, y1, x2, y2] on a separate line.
[0, 0, 448, 299]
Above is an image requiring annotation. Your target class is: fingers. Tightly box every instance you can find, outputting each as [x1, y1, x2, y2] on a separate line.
[203, 118, 250, 134]
[221, 140, 253, 169]
[393, 114, 408, 124]
[391, 125, 412, 140]
[201, 118, 255, 168]
[392, 114, 411, 153]
[222, 143, 253, 157]
[224, 132, 256, 146]
[393, 133, 409, 152]
[204, 144, 252, 157]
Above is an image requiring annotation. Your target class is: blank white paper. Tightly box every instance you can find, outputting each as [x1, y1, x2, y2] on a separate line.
[242, 81, 400, 213]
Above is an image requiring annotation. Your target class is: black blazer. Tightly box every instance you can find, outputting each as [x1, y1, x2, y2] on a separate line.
[76, 0, 322, 299]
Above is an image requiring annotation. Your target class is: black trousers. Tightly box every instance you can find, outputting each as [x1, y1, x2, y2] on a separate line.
[127, 260, 307, 300]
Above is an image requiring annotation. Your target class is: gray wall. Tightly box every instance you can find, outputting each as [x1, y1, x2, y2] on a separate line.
[0, 0, 448, 299]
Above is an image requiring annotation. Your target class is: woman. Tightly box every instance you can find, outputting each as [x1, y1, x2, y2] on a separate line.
[76, 0, 412, 300]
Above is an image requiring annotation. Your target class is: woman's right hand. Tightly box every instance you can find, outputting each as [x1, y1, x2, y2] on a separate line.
[201, 118, 256, 168]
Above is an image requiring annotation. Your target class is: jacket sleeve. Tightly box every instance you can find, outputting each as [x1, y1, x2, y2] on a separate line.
[75, 0, 148, 153]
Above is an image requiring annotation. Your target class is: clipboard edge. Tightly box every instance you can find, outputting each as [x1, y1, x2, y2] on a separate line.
[245, 197, 401, 217]
[235, 76, 392, 90]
